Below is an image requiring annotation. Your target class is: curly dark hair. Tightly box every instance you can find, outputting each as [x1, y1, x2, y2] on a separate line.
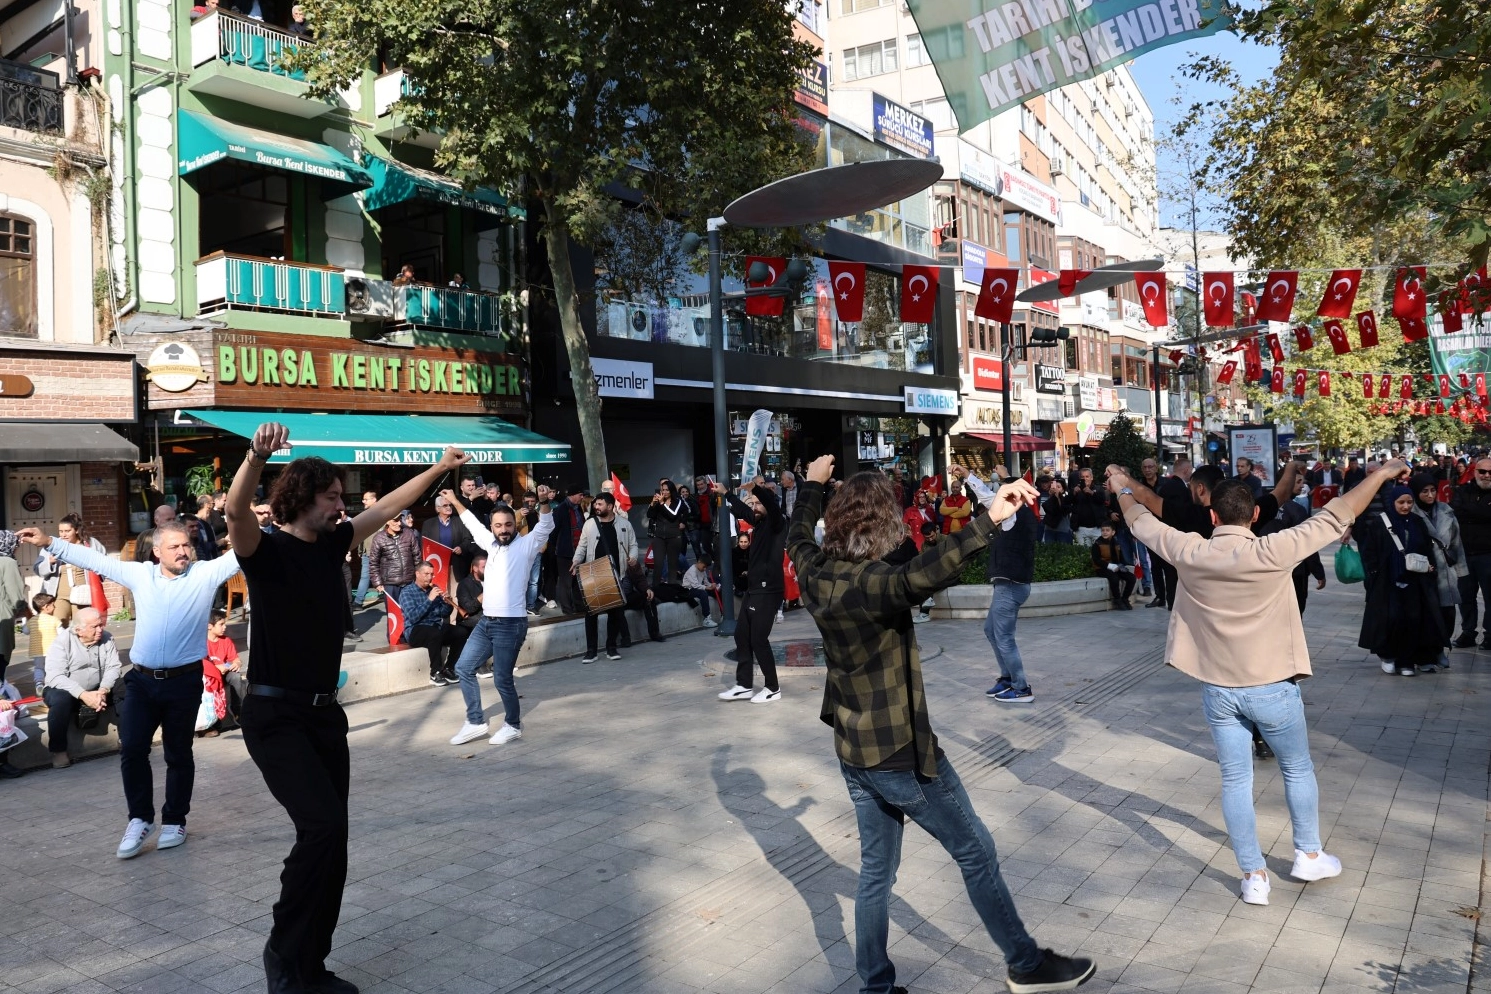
[822, 471, 902, 563]
[268, 457, 345, 526]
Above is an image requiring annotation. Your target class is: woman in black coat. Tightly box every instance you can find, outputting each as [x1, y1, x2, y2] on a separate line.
[1358, 484, 1447, 676]
[646, 479, 687, 585]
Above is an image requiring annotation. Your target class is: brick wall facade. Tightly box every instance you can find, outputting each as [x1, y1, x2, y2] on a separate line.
[0, 351, 136, 422]
[78, 461, 128, 612]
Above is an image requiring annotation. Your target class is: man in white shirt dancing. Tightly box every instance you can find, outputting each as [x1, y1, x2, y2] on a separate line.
[443, 489, 553, 746]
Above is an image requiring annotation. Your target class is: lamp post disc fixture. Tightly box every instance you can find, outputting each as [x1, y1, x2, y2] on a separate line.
[1014, 258, 1165, 302]
[722, 158, 946, 228]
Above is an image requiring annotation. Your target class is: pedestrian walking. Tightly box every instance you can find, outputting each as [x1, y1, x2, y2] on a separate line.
[224, 421, 466, 994]
[1410, 473, 1466, 665]
[788, 454, 1094, 994]
[1358, 484, 1450, 676]
[983, 493, 1039, 703]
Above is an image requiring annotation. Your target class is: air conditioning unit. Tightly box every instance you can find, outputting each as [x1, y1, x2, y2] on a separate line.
[1049, 156, 1064, 177]
[345, 277, 394, 318]
[1105, 74, 1116, 89]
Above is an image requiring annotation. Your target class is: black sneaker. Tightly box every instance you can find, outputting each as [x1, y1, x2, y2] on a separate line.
[1453, 633, 1478, 648]
[1007, 949, 1097, 993]
[428, 673, 447, 687]
[1254, 738, 1275, 760]
[605, 649, 622, 661]
[581, 653, 598, 664]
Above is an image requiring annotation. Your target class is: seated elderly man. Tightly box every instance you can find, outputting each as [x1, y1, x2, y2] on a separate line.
[43, 607, 121, 768]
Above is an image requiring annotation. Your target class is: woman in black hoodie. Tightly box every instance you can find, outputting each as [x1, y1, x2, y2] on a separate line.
[646, 479, 687, 585]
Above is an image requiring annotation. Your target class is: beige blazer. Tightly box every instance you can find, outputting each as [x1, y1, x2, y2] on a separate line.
[1124, 497, 1356, 687]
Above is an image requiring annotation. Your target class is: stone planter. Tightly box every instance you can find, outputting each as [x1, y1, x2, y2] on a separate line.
[930, 577, 1112, 619]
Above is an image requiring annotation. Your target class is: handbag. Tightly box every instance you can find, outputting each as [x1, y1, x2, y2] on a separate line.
[1334, 541, 1365, 584]
[76, 704, 104, 730]
[1380, 513, 1430, 573]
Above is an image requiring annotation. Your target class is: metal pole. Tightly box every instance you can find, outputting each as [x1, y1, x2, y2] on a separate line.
[709, 218, 735, 636]
[1001, 330, 1013, 479]
[1153, 343, 1163, 462]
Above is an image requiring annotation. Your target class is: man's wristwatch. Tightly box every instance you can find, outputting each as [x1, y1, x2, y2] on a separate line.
[1118, 487, 1135, 497]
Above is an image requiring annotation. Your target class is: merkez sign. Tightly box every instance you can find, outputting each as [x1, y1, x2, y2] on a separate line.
[872, 94, 934, 158]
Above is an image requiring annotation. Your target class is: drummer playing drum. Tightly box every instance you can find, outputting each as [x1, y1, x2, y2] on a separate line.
[571, 491, 638, 664]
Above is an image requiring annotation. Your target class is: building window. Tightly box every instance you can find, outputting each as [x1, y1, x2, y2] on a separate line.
[839, 0, 890, 12]
[0, 213, 37, 338]
[796, 0, 819, 33]
[843, 40, 897, 81]
[905, 34, 929, 67]
[1004, 212, 1022, 264]
[910, 96, 953, 131]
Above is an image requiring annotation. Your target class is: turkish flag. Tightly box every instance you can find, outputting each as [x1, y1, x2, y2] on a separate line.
[1393, 266, 1427, 320]
[610, 473, 632, 512]
[899, 265, 939, 323]
[745, 256, 786, 316]
[1242, 337, 1262, 379]
[1293, 325, 1314, 351]
[1441, 302, 1463, 334]
[1168, 349, 1184, 364]
[1379, 374, 1392, 398]
[1255, 270, 1298, 322]
[1293, 369, 1307, 398]
[421, 537, 453, 592]
[828, 261, 867, 323]
[1317, 370, 1331, 397]
[1216, 359, 1237, 385]
[975, 267, 1020, 322]
[1058, 269, 1091, 296]
[1356, 310, 1379, 348]
[1203, 271, 1234, 327]
[386, 593, 406, 646]
[1266, 332, 1285, 364]
[1317, 269, 1363, 318]
[1401, 374, 1414, 400]
[1461, 373, 1471, 389]
[88, 571, 109, 615]
[1241, 291, 1258, 324]
[1324, 319, 1351, 355]
[1134, 273, 1167, 326]
[1400, 315, 1430, 341]
[1361, 373, 1374, 398]
[1270, 368, 1284, 393]
[1478, 373, 1487, 397]
[1440, 374, 1452, 398]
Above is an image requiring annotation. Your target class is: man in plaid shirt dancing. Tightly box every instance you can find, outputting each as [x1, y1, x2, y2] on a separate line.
[788, 455, 1095, 994]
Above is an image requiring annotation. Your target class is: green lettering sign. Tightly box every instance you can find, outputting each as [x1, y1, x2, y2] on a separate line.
[218, 346, 237, 383]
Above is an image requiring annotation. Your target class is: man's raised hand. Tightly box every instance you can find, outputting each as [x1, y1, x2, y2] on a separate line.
[251, 422, 290, 460]
[806, 455, 835, 485]
[987, 480, 1039, 525]
[438, 447, 470, 471]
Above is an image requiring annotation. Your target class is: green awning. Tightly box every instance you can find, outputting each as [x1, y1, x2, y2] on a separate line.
[177, 111, 374, 199]
[361, 155, 514, 220]
[184, 410, 570, 465]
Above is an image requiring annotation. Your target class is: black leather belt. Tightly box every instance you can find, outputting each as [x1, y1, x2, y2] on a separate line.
[247, 683, 339, 707]
[136, 663, 201, 680]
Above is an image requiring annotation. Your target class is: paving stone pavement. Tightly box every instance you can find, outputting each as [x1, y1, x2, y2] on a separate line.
[2, 567, 1487, 994]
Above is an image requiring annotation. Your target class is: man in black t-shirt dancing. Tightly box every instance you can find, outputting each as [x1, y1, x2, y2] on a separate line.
[226, 422, 468, 994]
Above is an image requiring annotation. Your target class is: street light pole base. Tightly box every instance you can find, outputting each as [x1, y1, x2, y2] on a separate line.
[716, 620, 737, 637]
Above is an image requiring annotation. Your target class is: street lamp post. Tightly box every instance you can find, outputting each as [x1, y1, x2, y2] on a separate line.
[1152, 343, 1164, 462]
[707, 218, 736, 636]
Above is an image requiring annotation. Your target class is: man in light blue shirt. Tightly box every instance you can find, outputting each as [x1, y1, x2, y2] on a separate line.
[18, 522, 241, 859]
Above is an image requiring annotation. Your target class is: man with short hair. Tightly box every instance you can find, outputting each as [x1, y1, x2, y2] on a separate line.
[446, 490, 552, 745]
[456, 553, 486, 640]
[1068, 467, 1106, 545]
[350, 490, 378, 607]
[400, 561, 465, 686]
[984, 482, 1039, 702]
[781, 470, 798, 517]
[572, 491, 637, 663]
[368, 513, 420, 604]
[252, 501, 277, 534]
[17, 521, 241, 858]
[133, 503, 181, 564]
[193, 496, 221, 561]
[41, 607, 120, 768]
[1108, 459, 1406, 905]
[1343, 457, 1366, 492]
[547, 487, 587, 613]
[1451, 458, 1491, 647]
[716, 479, 787, 703]
[1234, 457, 1264, 498]
[421, 492, 477, 585]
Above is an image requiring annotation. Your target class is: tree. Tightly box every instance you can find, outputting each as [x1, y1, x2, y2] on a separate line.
[1093, 413, 1154, 474]
[295, 0, 816, 490]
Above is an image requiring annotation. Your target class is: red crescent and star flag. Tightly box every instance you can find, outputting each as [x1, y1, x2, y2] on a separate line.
[744, 256, 786, 316]
[610, 473, 632, 512]
[899, 265, 939, 323]
[1356, 310, 1380, 348]
[1394, 266, 1427, 320]
[1203, 271, 1234, 327]
[827, 261, 866, 323]
[1316, 269, 1362, 318]
[975, 268, 1020, 322]
[1324, 319, 1351, 355]
[1134, 273, 1167, 327]
[421, 537, 452, 592]
[1254, 271, 1298, 322]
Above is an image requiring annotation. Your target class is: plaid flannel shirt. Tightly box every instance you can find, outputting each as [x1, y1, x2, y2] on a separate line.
[788, 481, 995, 778]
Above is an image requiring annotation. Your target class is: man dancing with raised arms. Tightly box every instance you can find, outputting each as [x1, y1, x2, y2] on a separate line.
[225, 422, 468, 994]
[443, 486, 553, 746]
[16, 519, 241, 860]
[787, 454, 1095, 994]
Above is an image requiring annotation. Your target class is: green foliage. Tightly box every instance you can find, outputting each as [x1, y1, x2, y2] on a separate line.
[1092, 413, 1154, 475]
[184, 464, 215, 498]
[956, 542, 1095, 585]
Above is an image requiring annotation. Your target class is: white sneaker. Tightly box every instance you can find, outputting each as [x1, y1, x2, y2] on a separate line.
[775, 610, 784, 623]
[912, 612, 930, 624]
[718, 685, 754, 701]
[449, 721, 489, 745]
[489, 723, 522, 745]
[702, 617, 718, 628]
[158, 825, 187, 850]
[117, 818, 155, 859]
[1291, 849, 1343, 882]
[1240, 871, 1270, 905]
[1380, 659, 1396, 674]
[750, 687, 781, 704]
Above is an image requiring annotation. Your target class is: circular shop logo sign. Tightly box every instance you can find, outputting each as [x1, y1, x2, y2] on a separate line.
[144, 341, 208, 393]
[21, 488, 45, 513]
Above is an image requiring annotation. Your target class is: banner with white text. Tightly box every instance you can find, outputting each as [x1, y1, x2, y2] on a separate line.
[906, 0, 1233, 131]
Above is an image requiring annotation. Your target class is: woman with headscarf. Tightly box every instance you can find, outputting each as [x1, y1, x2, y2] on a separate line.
[1411, 473, 1467, 667]
[1358, 484, 1448, 676]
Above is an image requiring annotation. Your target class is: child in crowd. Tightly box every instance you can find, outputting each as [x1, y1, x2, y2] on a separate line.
[201, 609, 247, 735]
[1091, 522, 1135, 610]
[29, 592, 60, 692]
[683, 555, 720, 628]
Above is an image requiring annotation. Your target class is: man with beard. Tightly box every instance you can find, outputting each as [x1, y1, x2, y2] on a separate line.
[572, 491, 637, 663]
[225, 422, 467, 994]
[445, 490, 553, 747]
[16, 521, 242, 860]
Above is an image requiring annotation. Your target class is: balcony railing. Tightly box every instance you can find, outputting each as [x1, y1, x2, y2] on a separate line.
[197, 252, 346, 317]
[393, 284, 508, 338]
[191, 10, 308, 79]
[0, 59, 63, 133]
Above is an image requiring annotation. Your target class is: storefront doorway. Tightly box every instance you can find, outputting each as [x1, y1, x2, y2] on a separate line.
[4, 464, 74, 574]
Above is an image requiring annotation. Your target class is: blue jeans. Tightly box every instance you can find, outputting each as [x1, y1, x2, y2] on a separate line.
[689, 589, 713, 619]
[841, 754, 1041, 993]
[983, 581, 1030, 689]
[526, 556, 542, 611]
[453, 616, 527, 728]
[352, 554, 372, 606]
[1201, 681, 1321, 873]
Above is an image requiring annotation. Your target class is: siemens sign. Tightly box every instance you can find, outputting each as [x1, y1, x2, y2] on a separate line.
[903, 386, 959, 414]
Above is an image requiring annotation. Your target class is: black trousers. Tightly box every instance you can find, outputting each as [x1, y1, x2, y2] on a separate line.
[585, 608, 627, 653]
[1105, 573, 1135, 601]
[1150, 555, 1178, 609]
[735, 592, 780, 691]
[651, 535, 684, 584]
[42, 687, 79, 753]
[407, 623, 466, 676]
[240, 695, 350, 981]
[118, 667, 200, 826]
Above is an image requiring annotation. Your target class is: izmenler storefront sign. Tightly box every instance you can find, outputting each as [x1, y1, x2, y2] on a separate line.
[872, 94, 934, 159]
[904, 386, 959, 414]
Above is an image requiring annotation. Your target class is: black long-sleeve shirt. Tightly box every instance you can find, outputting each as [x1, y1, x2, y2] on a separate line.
[727, 485, 786, 595]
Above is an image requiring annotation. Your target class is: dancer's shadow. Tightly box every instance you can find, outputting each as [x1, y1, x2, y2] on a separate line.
[710, 745, 960, 973]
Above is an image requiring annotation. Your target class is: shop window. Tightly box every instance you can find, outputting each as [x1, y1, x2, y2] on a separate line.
[195, 162, 292, 259]
[0, 213, 37, 338]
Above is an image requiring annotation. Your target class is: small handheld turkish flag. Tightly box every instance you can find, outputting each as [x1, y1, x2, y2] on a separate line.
[1266, 333, 1285, 364]
[1134, 273, 1168, 326]
[1361, 373, 1374, 398]
[1356, 310, 1379, 348]
[610, 472, 632, 512]
[745, 256, 786, 316]
[1379, 374, 1392, 399]
[421, 537, 453, 592]
[827, 261, 867, 323]
[1241, 291, 1258, 324]
[1316, 269, 1362, 318]
[1440, 374, 1452, 398]
[1400, 315, 1429, 341]
[1324, 319, 1351, 355]
[386, 593, 406, 646]
[1293, 325, 1314, 351]
[1203, 271, 1234, 327]
[1401, 374, 1414, 400]
[975, 268, 1020, 322]
[88, 571, 109, 615]
[1317, 370, 1331, 397]
[1254, 270, 1298, 322]
[899, 265, 939, 323]
[1393, 266, 1427, 320]
[1058, 269, 1091, 296]
[1270, 368, 1285, 394]
[1293, 369, 1307, 398]
[1216, 360, 1237, 385]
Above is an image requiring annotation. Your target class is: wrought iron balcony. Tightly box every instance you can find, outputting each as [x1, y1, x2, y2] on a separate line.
[0, 58, 63, 134]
